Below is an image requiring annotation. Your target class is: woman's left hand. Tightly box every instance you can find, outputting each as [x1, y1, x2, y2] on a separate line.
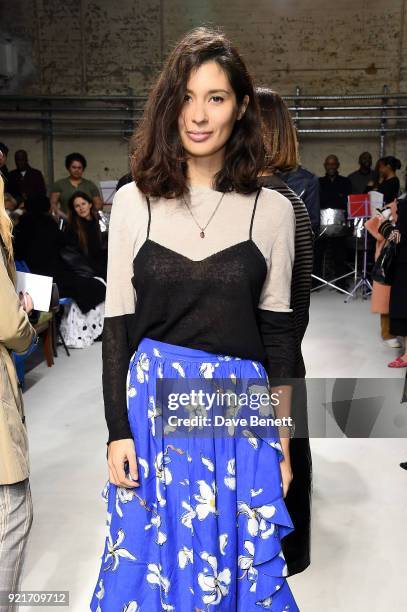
[280, 457, 293, 498]
[19, 291, 34, 314]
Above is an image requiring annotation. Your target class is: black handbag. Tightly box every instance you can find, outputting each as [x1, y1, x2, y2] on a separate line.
[371, 239, 397, 285]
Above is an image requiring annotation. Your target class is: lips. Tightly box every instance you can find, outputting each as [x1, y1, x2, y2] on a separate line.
[187, 131, 212, 142]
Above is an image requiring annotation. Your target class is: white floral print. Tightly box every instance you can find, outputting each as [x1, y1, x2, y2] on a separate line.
[219, 533, 228, 555]
[104, 528, 136, 571]
[171, 361, 185, 377]
[146, 562, 170, 594]
[145, 512, 167, 545]
[194, 481, 217, 520]
[153, 450, 173, 507]
[122, 602, 139, 612]
[198, 551, 231, 606]
[136, 353, 150, 383]
[94, 578, 104, 612]
[198, 362, 219, 378]
[238, 540, 258, 592]
[201, 455, 215, 472]
[178, 546, 193, 569]
[180, 500, 196, 530]
[115, 487, 136, 518]
[237, 502, 277, 539]
[91, 340, 299, 612]
[224, 458, 236, 490]
[148, 394, 161, 435]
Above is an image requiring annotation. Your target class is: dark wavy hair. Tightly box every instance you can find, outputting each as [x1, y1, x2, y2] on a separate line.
[65, 152, 87, 171]
[132, 27, 265, 197]
[67, 191, 101, 255]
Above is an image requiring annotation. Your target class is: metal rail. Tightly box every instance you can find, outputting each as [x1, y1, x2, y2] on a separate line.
[1, 85, 406, 183]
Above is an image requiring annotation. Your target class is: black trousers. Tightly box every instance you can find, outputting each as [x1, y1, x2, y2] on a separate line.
[281, 378, 313, 576]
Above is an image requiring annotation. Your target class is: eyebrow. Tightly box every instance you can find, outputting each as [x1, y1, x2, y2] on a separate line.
[185, 89, 231, 95]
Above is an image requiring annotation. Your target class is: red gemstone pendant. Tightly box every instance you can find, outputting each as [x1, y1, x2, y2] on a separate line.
[200, 231, 205, 238]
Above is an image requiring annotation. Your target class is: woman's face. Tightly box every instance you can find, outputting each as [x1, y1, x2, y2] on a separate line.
[72, 196, 92, 220]
[378, 162, 389, 179]
[178, 61, 248, 161]
[69, 161, 84, 179]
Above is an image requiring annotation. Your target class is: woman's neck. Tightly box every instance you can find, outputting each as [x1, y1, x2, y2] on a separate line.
[186, 150, 225, 188]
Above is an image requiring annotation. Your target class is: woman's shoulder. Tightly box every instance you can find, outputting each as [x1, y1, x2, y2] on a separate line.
[52, 177, 68, 189]
[257, 186, 294, 226]
[110, 182, 149, 229]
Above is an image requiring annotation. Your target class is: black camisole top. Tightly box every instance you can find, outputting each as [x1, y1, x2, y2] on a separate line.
[130, 189, 269, 362]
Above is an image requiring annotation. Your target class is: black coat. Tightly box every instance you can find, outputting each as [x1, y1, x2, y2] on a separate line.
[63, 218, 108, 280]
[13, 213, 106, 314]
[379, 197, 407, 328]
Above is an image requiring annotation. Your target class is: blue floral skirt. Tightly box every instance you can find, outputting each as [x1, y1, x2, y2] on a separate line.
[90, 337, 299, 611]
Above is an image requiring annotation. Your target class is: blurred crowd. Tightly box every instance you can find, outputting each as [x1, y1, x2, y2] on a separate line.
[0, 144, 107, 349]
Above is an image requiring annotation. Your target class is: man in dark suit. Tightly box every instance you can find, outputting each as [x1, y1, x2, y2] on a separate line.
[7, 150, 46, 204]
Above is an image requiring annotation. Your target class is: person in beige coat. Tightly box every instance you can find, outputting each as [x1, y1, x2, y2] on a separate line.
[0, 170, 36, 604]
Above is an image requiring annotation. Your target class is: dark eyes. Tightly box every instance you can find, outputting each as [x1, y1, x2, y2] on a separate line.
[183, 95, 224, 103]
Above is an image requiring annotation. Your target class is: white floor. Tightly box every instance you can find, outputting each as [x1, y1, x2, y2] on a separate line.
[20, 291, 407, 611]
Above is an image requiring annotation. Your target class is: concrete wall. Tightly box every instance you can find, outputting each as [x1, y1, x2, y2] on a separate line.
[1, 0, 406, 188]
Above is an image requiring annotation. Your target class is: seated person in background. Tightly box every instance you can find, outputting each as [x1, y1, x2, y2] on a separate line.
[315, 155, 353, 288]
[7, 150, 46, 205]
[4, 192, 24, 226]
[13, 194, 105, 349]
[13, 194, 65, 280]
[50, 152, 102, 220]
[347, 151, 376, 194]
[0, 142, 9, 182]
[116, 136, 136, 192]
[65, 191, 107, 280]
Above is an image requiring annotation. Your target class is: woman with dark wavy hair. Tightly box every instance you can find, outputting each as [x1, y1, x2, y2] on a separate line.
[66, 191, 107, 280]
[91, 27, 299, 611]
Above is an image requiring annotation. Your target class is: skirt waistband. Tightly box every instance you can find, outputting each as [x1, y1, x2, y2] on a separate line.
[137, 337, 244, 363]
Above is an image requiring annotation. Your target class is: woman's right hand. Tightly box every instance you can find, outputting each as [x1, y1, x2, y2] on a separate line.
[107, 438, 139, 488]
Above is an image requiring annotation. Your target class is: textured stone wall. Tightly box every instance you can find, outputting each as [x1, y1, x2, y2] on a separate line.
[1, 0, 406, 186]
[2, 0, 405, 95]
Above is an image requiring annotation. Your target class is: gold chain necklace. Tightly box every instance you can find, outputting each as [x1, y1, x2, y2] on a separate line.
[182, 191, 226, 238]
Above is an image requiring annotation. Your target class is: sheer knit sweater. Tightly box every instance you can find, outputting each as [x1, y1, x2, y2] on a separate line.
[102, 182, 297, 443]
